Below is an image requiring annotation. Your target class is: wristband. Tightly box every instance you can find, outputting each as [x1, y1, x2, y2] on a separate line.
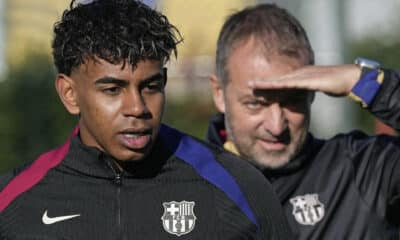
[349, 69, 384, 108]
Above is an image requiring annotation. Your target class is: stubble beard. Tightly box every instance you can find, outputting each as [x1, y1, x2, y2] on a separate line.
[224, 114, 309, 170]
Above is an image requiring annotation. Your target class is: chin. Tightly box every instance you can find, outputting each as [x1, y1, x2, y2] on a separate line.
[111, 150, 146, 162]
[250, 153, 292, 170]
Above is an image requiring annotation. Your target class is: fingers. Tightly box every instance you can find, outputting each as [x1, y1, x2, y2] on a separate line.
[248, 76, 320, 91]
[247, 66, 320, 90]
[247, 65, 360, 96]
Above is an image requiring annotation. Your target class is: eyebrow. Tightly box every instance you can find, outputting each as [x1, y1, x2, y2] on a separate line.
[141, 72, 164, 84]
[95, 77, 128, 86]
[94, 69, 165, 86]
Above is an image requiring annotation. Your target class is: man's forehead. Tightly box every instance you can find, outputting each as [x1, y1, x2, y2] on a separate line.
[230, 36, 306, 67]
[225, 57, 303, 89]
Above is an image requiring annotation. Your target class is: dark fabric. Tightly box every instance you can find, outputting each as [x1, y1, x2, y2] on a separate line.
[369, 69, 400, 130]
[205, 69, 400, 240]
[0, 124, 292, 240]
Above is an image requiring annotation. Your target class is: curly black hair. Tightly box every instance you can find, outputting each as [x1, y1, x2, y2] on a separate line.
[52, 0, 182, 75]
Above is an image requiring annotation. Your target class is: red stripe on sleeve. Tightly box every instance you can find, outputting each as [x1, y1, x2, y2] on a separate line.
[0, 126, 79, 213]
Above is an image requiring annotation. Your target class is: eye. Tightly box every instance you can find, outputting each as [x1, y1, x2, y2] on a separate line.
[244, 100, 263, 110]
[102, 86, 122, 95]
[143, 80, 164, 93]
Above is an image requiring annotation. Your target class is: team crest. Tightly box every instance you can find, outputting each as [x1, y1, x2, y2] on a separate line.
[161, 201, 196, 236]
[290, 194, 325, 225]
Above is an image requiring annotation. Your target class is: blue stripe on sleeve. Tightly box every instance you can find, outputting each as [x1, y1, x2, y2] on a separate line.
[159, 124, 259, 230]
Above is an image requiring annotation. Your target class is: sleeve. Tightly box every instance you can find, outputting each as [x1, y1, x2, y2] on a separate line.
[216, 150, 294, 239]
[358, 69, 400, 130]
[249, 174, 294, 239]
[0, 162, 32, 191]
[346, 69, 400, 225]
[346, 132, 400, 224]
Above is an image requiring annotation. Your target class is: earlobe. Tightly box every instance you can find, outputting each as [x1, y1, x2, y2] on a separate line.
[55, 74, 80, 115]
[209, 74, 226, 113]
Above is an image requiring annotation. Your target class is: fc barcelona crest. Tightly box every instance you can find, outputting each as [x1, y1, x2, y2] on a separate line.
[290, 194, 325, 225]
[161, 201, 196, 236]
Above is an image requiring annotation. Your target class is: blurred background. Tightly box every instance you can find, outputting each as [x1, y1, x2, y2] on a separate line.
[0, 0, 399, 173]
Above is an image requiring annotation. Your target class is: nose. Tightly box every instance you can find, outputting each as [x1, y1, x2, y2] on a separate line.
[263, 103, 287, 136]
[121, 89, 149, 118]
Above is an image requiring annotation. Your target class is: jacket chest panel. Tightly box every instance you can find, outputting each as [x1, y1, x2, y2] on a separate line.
[277, 154, 388, 239]
[2, 178, 234, 239]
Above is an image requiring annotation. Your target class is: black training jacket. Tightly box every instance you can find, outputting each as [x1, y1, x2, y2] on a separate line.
[0, 124, 292, 239]
[206, 69, 400, 239]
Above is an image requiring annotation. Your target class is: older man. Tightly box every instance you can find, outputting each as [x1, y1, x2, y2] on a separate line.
[207, 3, 400, 239]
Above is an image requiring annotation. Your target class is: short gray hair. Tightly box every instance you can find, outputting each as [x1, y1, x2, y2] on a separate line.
[216, 3, 314, 86]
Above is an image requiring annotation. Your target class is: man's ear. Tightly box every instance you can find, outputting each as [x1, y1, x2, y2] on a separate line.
[209, 74, 226, 113]
[55, 74, 80, 115]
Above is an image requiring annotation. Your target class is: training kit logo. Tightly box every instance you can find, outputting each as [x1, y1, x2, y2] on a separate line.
[161, 201, 196, 236]
[290, 194, 325, 225]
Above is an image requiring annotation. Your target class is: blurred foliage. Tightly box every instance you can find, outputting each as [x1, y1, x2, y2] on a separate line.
[0, 52, 76, 173]
[0, 52, 215, 173]
[164, 98, 215, 138]
[348, 38, 400, 69]
[346, 37, 400, 134]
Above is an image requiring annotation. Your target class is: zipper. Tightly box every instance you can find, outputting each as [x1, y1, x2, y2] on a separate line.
[115, 173, 122, 240]
[105, 158, 123, 240]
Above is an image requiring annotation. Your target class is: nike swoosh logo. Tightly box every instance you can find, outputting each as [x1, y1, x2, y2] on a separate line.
[42, 210, 80, 225]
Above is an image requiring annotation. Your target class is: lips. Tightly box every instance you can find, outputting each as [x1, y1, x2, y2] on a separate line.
[118, 129, 152, 150]
[257, 129, 290, 151]
[258, 138, 287, 151]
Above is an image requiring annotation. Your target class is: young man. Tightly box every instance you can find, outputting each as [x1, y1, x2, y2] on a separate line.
[0, 1, 292, 239]
[207, 3, 400, 239]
